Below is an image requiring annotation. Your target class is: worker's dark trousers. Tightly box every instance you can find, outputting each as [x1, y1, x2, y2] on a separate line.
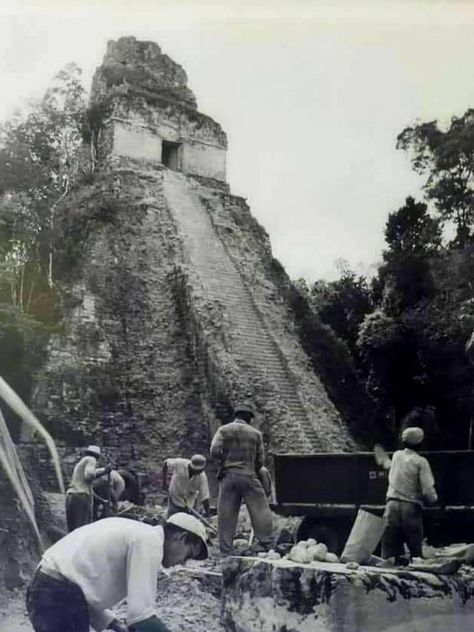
[217, 471, 272, 554]
[26, 571, 89, 632]
[382, 499, 423, 560]
[66, 492, 92, 532]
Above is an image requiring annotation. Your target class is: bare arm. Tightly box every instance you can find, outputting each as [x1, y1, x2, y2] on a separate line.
[93, 465, 112, 480]
[113, 473, 126, 501]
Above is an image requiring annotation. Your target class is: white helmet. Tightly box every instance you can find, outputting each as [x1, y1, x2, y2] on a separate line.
[166, 512, 208, 559]
[85, 445, 101, 458]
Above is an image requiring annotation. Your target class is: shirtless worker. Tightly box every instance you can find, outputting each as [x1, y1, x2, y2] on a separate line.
[162, 454, 210, 518]
[26, 512, 208, 632]
[66, 445, 112, 531]
[93, 469, 126, 519]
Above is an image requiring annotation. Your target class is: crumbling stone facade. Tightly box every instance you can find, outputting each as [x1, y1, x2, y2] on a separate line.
[90, 37, 227, 181]
[32, 37, 354, 476]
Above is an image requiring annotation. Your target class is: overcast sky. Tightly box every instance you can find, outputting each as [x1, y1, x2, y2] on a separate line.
[1, 1, 474, 281]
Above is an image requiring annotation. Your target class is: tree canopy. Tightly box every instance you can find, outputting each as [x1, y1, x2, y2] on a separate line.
[0, 64, 86, 428]
[397, 110, 474, 246]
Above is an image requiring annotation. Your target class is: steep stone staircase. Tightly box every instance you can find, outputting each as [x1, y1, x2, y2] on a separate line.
[163, 170, 348, 453]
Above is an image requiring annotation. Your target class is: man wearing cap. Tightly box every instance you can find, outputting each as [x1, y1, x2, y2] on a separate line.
[381, 426, 438, 562]
[26, 512, 208, 632]
[210, 403, 273, 555]
[66, 445, 112, 532]
[162, 454, 210, 518]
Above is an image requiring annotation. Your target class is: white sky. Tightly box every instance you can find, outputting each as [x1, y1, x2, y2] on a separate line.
[1, 0, 474, 281]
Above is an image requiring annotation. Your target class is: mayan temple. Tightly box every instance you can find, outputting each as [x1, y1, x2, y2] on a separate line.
[31, 36, 354, 473]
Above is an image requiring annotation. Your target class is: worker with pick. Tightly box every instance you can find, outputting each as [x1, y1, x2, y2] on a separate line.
[162, 454, 210, 517]
[26, 512, 208, 632]
[210, 403, 273, 555]
[382, 426, 438, 562]
[66, 445, 112, 531]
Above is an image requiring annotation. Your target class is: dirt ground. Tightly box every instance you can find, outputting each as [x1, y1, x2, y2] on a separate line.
[1, 589, 30, 632]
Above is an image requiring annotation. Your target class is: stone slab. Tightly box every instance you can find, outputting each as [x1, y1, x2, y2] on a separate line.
[221, 556, 474, 632]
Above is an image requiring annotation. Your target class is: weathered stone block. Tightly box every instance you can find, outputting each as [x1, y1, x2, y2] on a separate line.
[221, 557, 474, 632]
[112, 122, 161, 162]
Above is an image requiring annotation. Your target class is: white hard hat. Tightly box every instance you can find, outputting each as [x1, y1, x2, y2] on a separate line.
[85, 445, 101, 458]
[402, 427, 424, 446]
[166, 512, 208, 559]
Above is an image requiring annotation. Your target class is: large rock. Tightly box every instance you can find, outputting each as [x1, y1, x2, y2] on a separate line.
[221, 557, 474, 632]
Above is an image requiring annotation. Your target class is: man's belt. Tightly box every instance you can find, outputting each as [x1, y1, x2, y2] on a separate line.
[37, 564, 70, 583]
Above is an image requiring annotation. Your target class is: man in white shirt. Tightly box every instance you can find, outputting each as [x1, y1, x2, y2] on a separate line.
[26, 512, 208, 632]
[381, 426, 438, 562]
[66, 445, 112, 531]
[162, 454, 210, 518]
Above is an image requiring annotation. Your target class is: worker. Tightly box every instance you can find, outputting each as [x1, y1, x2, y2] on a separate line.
[26, 512, 208, 632]
[210, 403, 273, 555]
[93, 469, 126, 519]
[66, 445, 112, 532]
[381, 426, 438, 563]
[162, 454, 210, 518]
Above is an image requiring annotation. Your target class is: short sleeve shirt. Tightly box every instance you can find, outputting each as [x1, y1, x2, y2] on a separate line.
[166, 458, 209, 508]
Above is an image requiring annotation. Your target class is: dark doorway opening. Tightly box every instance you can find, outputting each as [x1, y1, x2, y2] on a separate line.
[161, 140, 181, 170]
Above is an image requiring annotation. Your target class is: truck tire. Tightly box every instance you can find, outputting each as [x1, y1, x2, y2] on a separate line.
[297, 518, 343, 554]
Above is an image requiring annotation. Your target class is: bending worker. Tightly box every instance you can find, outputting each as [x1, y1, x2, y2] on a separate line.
[26, 512, 208, 632]
[93, 469, 126, 519]
[210, 403, 273, 555]
[382, 426, 438, 563]
[162, 454, 210, 518]
[66, 445, 112, 531]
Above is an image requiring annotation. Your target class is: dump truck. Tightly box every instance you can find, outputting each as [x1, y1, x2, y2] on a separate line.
[272, 451, 474, 554]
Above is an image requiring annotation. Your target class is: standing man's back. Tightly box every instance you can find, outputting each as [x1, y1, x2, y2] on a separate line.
[211, 403, 272, 555]
[387, 448, 437, 506]
[382, 425, 438, 562]
[212, 418, 264, 477]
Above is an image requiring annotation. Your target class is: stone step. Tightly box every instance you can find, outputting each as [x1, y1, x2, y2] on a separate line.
[163, 171, 326, 451]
